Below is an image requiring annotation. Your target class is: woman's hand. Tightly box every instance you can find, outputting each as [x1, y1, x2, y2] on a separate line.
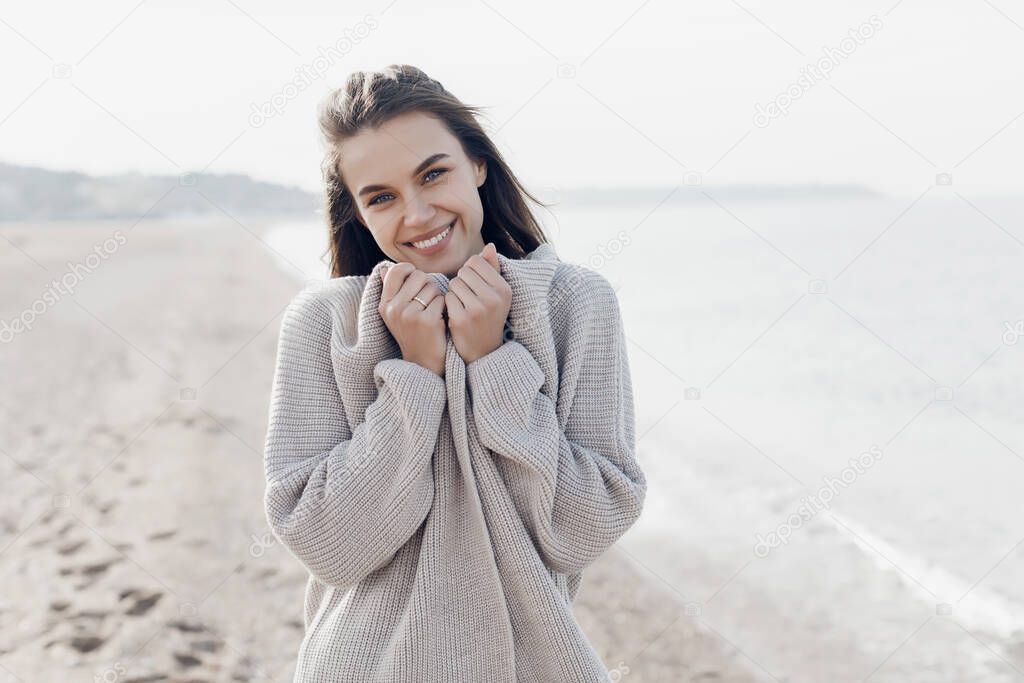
[445, 243, 512, 365]
[378, 262, 447, 377]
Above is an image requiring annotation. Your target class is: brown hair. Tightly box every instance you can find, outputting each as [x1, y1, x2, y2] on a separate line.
[317, 64, 551, 278]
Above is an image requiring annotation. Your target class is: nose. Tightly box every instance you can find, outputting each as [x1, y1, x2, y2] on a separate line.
[401, 192, 435, 231]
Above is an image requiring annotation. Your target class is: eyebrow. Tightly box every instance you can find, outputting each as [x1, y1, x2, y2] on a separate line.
[356, 153, 451, 198]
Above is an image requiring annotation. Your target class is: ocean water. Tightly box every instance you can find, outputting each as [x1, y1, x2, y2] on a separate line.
[266, 193, 1024, 682]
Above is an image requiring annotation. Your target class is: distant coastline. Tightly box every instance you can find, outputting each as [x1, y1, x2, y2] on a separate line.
[1, 160, 892, 223]
[0, 161, 319, 222]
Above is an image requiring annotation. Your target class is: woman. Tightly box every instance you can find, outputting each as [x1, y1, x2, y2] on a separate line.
[263, 64, 647, 682]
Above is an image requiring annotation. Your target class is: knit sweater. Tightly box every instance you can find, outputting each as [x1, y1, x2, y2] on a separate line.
[263, 242, 646, 682]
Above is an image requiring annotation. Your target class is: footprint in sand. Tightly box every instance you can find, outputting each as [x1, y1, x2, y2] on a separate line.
[168, 619, 205, 633]
[68, 634, 105, 653]
[190, 639, 222, 653]
[172, 651, 203, 668]
[254, 567, 278, 581]
[60, 556, 124, 588]
[38, 509, 58, 525]
[80, 557, 122, 576]
[27, 516, 74, 546]
[49, 599, 71, 613]
[56, 539, 88, 556]
[121, 590, 163, 616]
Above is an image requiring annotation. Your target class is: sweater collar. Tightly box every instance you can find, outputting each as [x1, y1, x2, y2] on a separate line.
[341, 243, 562, 365]
[429, 242, 561, 342]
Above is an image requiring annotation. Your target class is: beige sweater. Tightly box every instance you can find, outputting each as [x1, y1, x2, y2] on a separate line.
[263, 242, 646, 682]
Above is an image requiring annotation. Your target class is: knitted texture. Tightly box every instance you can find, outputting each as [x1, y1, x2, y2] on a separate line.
[263, 242, 646, 682]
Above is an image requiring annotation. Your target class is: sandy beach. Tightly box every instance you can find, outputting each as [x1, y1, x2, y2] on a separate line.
[0, 215, 758, 682]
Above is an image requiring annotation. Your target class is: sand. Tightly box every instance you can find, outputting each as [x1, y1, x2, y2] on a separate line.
[0, 215, 760, 682]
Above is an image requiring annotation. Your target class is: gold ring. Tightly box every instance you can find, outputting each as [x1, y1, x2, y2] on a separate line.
[412, 296, 428, 308]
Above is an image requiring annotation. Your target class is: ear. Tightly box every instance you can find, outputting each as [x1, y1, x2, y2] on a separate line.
[474, 158, 487, 188]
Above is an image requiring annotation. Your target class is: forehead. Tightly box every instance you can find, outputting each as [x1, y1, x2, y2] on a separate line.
[340, 111, 459, 186]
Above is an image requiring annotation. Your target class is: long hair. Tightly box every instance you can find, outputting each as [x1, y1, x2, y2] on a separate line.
[317, 64, 551, 278]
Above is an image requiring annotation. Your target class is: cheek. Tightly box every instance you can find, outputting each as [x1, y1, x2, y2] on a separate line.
[365, 220, 397, 247]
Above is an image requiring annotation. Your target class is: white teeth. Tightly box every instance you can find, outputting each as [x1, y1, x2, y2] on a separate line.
[410, 222, 452, 249]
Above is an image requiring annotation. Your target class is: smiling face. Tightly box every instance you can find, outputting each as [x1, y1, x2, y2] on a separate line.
[339, 110, 488, 278]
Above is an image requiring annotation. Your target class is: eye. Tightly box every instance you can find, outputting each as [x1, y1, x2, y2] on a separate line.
[424, 167, 448, 182]
[366, 168, 448, 207]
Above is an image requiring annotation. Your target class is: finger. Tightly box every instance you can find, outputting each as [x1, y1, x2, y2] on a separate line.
[426, 294, 445, 317]
[481, 242, 500, 271]
[415, 280, 443, 303]
[406, 281, 441, 313]
[445, 287, 466, 315]
[448, 278, 482, 310]
[380, 262, 415, 303]
[394, 269, 431, 307]
[455, 265, 492, 299]
[463, 256, 505, 291]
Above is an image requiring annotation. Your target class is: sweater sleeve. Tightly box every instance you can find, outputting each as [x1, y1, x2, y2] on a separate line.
[465, 278, 646, 575]
[263, 289, 445, 589]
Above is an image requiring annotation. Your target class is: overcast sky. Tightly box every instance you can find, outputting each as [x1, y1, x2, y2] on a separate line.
[2, 0, 1022, 196]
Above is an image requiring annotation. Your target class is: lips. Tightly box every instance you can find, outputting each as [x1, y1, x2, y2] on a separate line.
[404, 218, 455, 246]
